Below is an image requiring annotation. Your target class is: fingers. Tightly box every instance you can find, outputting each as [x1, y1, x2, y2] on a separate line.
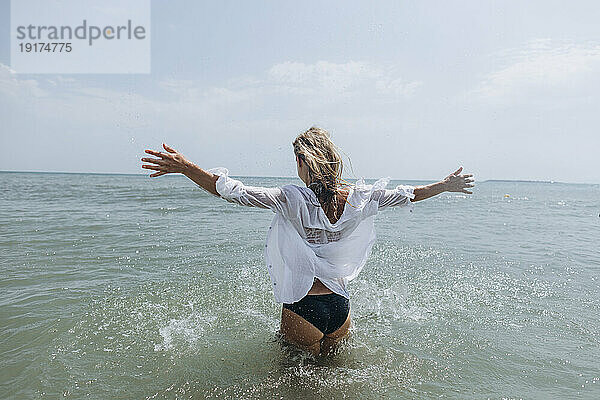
[142, 162, 171, 176]
[453, 166, 463, 176]
[461, 189, 473, 194]
[142, 164, 164, 171]
[145, 149, 168, 158]
[141, 157, 167, 166]
[163, 143, 177, 153]
[145, 149, 174, 159]
[142, 146, 177, 178]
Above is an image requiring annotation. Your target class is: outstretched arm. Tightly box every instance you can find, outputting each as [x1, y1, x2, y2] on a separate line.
[141, 143, 287, 213]
[141, 143, 220, 196]
[411, 166, 474, 202]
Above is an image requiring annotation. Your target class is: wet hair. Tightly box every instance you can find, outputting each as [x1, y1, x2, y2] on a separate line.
[293, 126, 352, 218]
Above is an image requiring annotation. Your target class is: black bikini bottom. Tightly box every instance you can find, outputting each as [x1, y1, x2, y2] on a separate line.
[283, 293, 350, 335]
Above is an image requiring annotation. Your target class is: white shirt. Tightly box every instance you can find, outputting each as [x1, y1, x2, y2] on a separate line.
[205, 167, 415, 304]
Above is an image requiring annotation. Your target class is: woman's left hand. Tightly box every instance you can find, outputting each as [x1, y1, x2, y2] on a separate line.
[141, 143, 192, 177]
[443, 166, 475, 194]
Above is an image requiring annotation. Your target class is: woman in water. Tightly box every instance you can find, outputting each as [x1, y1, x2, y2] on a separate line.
[141, 127, 474, 356]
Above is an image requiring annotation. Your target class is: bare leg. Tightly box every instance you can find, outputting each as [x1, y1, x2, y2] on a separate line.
[320, 312, 351, 355]
[280, 307, 324, 356]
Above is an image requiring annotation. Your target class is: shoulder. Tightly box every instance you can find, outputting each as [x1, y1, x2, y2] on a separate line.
[282, 183, 309, 194]
[281, 183, 303, 195]
[282, 183, 303, 190]
[281, 184, 312, 203]
[352, 177, 392, 196]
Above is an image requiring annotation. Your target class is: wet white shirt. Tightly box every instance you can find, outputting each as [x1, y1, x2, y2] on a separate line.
[205, 167, 415, 304]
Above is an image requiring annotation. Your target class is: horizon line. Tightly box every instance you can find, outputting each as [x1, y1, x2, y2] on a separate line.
[1, 170, 598, 186]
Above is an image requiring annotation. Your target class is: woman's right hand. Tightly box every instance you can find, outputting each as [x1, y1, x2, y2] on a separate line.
[141, 143, 193, 177]
[443, 166, 475, 194]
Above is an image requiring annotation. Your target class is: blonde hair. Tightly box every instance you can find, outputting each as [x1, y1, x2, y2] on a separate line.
[293, 126, 354, 217]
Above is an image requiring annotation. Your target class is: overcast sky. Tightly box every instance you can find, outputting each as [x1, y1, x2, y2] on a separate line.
[1, 0, 599, 183]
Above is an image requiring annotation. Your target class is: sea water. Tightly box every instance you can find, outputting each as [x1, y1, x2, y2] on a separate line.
[1, 172, 599, 399]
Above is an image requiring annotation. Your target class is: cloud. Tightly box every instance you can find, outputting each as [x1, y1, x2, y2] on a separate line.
[472, 39, 600, 103]
[268, 61, 376, 93]
[154, 61, 421, 111]
[267, 60, 422, 98]
[0, 63, 47, 99]
[152, 60, 423, 122]
[0, 59, 420, 173]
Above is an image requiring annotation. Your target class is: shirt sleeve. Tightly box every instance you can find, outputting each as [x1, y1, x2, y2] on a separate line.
[371, 184, 415, 211]
[204, 167, 287, 213]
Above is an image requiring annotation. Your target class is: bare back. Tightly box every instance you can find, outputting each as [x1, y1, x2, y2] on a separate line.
[309, 188, 350, 295]
[321, 188, 350, 225]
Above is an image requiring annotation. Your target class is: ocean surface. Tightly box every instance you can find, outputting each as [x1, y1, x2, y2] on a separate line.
[1, 171, 599, 399]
